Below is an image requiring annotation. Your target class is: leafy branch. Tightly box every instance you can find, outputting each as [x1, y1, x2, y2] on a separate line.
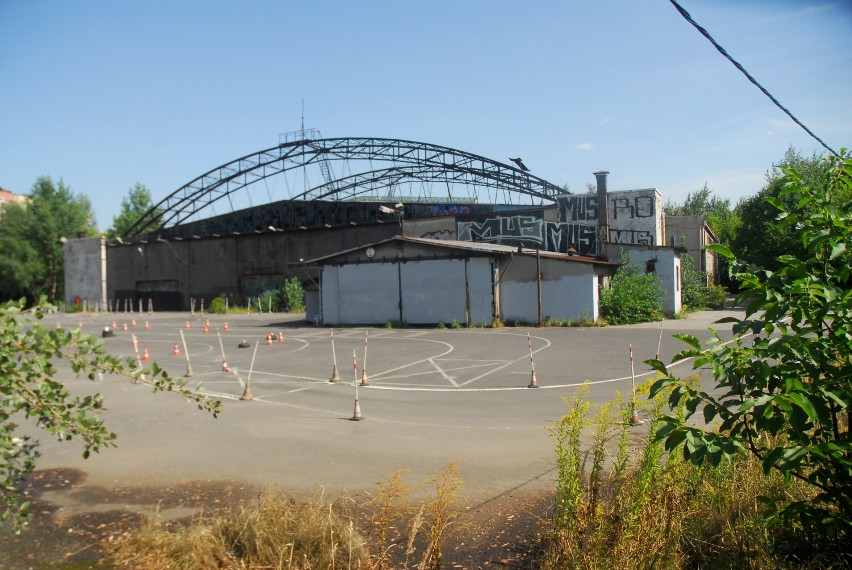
[1, 298, 221, 531]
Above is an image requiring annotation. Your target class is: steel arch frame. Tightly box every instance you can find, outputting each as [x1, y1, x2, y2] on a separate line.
[125, 137, 567, 237]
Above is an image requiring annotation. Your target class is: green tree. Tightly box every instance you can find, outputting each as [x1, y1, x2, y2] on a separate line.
[732, 147, 849, 272]
[0, 177, 95, 302]
[0, 204, 42, 301]
[1, 298, 222, 530]
[664, 183, 740, 246]
[108, 183, 163, 237]
[650, 152, 852, 534]
[600, 253, 664, 324]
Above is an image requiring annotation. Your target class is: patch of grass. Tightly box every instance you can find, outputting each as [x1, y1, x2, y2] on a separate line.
[539, 381, 846, 569]
[109, 491, 369, 569]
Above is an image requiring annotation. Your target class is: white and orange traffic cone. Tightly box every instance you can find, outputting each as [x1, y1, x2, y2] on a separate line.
[277, 331, 284, 343]
[142, 348, 150, 362]
[144, 320, 150, 330]
[172, 343, 181, 356]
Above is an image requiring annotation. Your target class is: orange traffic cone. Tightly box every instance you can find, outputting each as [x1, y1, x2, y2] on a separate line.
[266, 333, 273, 346]
[277, 331, 284, 343]
[172, 343, 180, 356]
[77, 322, 83, 329]
[112, 320, 117, 329]
[122, 323, 128, 332]
[203, 325, 209, 334]
[223, 322, 229, 331]
[131, 319, 137, 328]
[222, 359, 229, 372]
[142, 348, 150, 361]
[144, 320, 150, 330]
[185, 321, 191, 330]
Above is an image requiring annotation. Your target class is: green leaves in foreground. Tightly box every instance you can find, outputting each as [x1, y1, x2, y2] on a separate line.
[649, 152, 852, 536]
[0, 298, 221, 531]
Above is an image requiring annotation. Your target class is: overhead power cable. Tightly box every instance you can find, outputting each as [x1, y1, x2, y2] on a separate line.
[668, 0, 839, 158]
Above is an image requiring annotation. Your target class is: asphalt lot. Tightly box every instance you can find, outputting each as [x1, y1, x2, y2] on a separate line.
[23, 307, 745, 503]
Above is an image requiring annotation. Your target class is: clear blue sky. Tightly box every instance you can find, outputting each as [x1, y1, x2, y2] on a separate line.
[2, 0, 850, 230]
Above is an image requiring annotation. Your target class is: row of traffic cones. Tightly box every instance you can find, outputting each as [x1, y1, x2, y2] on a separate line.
[110, 320, 151, 331]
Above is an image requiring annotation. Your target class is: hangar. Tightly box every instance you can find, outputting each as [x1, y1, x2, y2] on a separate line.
[63, 132, 683, 321]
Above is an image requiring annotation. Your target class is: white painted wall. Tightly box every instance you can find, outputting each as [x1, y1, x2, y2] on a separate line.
[613, 246, 682, 315]
[400, 259, 467, 324]
[499, 256, 600, 322]
[321, 263, 399, 325]
[321, 257, 494, 325]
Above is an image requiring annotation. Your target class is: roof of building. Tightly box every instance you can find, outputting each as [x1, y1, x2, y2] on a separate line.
[0, 188, 28, 204]
[300, 234, 619, 266]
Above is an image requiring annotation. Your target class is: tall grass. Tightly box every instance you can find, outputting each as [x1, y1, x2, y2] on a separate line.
[109, 461, 467, 570]
[110, 491, 369, 569]
[540, 379, 841, 569]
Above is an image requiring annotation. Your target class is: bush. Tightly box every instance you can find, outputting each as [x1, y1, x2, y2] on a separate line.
[650, 152, 852, 537]
[282, 277, 305, 312]
[208, 297, 226, 314]
[681, 252, 728, 310]
[600, 253, 664, 324]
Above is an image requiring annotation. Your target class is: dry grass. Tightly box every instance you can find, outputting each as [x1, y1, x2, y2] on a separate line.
[109, 461, 469, 570]
[109, 491, 369, 569]
[538, 380, 848, 569]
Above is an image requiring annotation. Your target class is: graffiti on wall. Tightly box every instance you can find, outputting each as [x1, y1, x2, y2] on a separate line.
[609, 230, 654, 246]
[427, 204, 471, 217]
[610, 195, 654, 220]
[455, 190, 659, 255]
[457, 215, 598, 256]
[556, 194, 599, 223]
[420, 229, 454, 240]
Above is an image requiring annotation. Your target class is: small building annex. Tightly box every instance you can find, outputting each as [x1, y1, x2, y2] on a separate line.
[303, 235, 618, 326]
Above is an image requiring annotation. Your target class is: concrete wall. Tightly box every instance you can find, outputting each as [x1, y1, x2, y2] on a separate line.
[499, 256, 600, 322]
[106, 224, 402, 310]
[64, 237, 106, 307]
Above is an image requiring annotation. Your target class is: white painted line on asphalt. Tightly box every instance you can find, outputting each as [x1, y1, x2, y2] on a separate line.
[429, 357, 459, 387]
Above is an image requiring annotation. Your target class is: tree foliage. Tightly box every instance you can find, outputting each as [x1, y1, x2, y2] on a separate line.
[108, 183, 163, 237]
[649, 152, 852, 534]
[0, 298, 222, 531]
[664, 182, 739, 245]
[732, 147, 850, 272]
[0, 177, 96, 302]
[600, 254, 664, 324]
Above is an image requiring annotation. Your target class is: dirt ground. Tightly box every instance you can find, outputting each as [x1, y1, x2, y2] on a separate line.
[0, 468, 552, 569]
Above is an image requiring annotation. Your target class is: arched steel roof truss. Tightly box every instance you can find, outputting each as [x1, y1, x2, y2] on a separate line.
[125, 137, 567, 236]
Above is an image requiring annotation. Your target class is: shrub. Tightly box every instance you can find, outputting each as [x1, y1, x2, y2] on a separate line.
[207, 297, 226, 314]
[650, 152, 852, 537]
[282, 277, 305, 312]
[599, 253, 664, 324]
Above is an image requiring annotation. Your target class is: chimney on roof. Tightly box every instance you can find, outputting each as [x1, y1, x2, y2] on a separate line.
[593, 171, 610, 257]
[593, 171, 609, 195]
